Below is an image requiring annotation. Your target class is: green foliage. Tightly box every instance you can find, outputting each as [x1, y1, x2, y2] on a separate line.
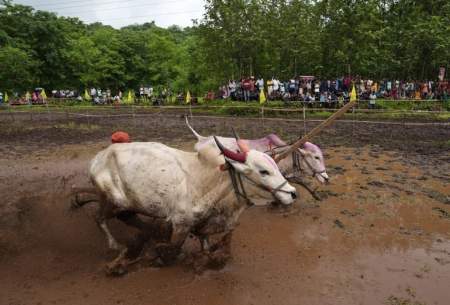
[0, 0, 449, 94]
[0, 45, 38, 91]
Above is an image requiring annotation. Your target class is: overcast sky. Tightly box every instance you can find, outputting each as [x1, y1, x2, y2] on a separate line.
[14, 0, 205, 28]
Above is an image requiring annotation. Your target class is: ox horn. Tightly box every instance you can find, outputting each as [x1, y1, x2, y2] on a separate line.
[214, 136, 247, 163]
[274, 99, 358, 163]
[231, 127, 250, 153]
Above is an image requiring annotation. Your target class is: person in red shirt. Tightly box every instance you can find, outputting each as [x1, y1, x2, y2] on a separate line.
[242, 77, 252, 102]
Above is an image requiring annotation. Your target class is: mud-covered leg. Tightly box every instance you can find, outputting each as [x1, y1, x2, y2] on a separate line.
[155, 224, 189, 265]
[116, 211, 172, 259]
[206, 231, 233, 269]
[95, 202, 124, 251]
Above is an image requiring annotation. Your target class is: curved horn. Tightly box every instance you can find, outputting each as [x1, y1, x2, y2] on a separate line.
[231, 127, 240, 140]
[231, 127, 250, 153]
[214, 136, 247, 163]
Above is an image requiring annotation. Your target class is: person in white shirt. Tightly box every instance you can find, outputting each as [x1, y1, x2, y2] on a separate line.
[369, 91, 377, 109]
[273, 78, 280, 92]
[228, 80, 236, 99]
[256, 77, 264, 91]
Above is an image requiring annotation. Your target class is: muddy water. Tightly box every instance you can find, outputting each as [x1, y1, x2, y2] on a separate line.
[0, 141, 449, 305]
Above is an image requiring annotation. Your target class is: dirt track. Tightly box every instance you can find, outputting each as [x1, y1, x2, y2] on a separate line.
[0, 111, 449, 305]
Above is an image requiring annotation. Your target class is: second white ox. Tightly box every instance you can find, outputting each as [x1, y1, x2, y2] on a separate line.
[185, 118, 329, 184]
[89, 136, 297, 266]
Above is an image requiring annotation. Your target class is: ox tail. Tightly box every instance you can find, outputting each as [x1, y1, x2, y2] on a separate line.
[70, 186, 100, 211]
[185, 115, 205, 140]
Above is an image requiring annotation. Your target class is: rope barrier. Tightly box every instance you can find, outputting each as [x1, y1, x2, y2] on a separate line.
[11, 111, 446, 126]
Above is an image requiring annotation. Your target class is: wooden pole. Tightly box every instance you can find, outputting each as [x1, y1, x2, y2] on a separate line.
[303, 102, 306, 136]
[274, 99, 358, 162]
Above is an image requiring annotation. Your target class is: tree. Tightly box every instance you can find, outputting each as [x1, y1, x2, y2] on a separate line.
[0, 46, 37, 92]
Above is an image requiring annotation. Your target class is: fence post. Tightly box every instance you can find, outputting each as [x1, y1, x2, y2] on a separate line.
[132, 104, 136, 128]
[86, 108, 90, 127]
[261, 105, 265, 129]
[303, 102, 306, 136]
[46, 101, 51, 122]
[8, 105, 14, 122]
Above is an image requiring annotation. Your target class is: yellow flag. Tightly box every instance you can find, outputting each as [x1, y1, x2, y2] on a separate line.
[185, 91, 191, 104]
[127, 90, 133, 104]
[350, 85, 357, 102]
[41, 89, 47, 99]
[259, 89, 266, 104]
[84, 89, 91, 100]
[5, 92, 8, 102]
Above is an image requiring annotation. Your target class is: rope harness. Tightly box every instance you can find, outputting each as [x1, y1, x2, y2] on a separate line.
[225, 161, 290, 206]
[265, 146, 325, 180]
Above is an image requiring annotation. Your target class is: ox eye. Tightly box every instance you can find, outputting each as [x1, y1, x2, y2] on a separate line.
[315, 156, 320, 160]
[259, 170, 270, 176]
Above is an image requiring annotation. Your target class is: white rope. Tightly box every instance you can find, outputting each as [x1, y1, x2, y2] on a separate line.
[2, 110, 448, 126]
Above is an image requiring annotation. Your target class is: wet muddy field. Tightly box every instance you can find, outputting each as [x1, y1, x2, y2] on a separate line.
[0, 111, 449, 305]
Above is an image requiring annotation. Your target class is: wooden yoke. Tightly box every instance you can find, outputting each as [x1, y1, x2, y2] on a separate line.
[274, 99, 358, 163]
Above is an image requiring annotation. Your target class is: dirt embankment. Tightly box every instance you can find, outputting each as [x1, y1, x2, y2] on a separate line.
[0, 113, 449, 305]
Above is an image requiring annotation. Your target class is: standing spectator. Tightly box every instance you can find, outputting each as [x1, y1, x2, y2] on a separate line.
[256, 77, 264, 92]
[267, 78, 274, 97]
[228, 80, 236, 100]
[250, 76, 256, 99]
[369, 91, 377, 109]
[421, 82, 429, 99]
[90, 87, 97, 99]
[0, 92, 3, 105]
[242, 77, 252, 102]
[314, 81, 320, 99]
[25, 91, 31, 105]
[279, 80, 285, 95]
[319, 92, 326, 107]
[306, 80, 312, 92]
[273, 78, 280, 93]
[288, 78, 297, 96]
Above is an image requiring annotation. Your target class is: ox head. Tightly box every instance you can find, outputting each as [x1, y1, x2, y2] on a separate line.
[297, 142, 329, 184]
[214, 136, 297, 205]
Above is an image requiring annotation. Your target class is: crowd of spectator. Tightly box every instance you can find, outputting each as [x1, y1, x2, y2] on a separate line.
[2, 77, 448, 107]
[211, 76, 449, 107]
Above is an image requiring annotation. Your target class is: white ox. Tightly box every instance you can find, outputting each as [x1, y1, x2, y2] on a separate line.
[185, 117, 329, 184]
[87, 137, 297, 270]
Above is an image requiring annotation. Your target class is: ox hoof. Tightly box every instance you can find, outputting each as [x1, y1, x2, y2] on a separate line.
[192, 251, 230, 273]
[206, 251, 230, 270]
[155, 244, 181, 266]
[105, 262, 128, 277]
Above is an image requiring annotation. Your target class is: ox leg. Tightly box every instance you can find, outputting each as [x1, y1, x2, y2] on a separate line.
[206, 231, 233, 269]
[95, 202, 124, 252]
[116, 212, 172, 259]
[193, 232, 233, 272]
[155, 225, 189, 265]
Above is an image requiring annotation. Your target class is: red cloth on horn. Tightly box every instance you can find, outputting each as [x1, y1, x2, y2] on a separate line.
[111, 131, 130, 143]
